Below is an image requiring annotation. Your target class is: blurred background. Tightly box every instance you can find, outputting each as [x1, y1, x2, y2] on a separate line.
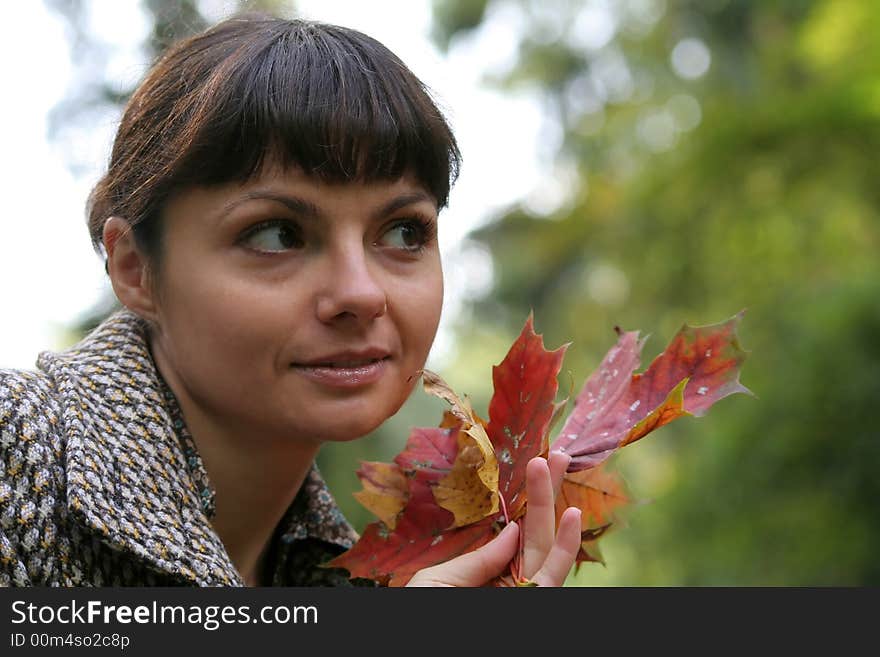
[2, 0, 878, 585]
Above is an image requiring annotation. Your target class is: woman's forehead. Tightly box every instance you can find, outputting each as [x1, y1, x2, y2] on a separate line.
[164, 167, 437, 223]
[236, 162, 437, 203]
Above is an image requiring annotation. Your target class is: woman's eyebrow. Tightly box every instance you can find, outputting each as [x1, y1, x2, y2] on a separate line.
[219, 191, 321, 220]
[371, 191, 434, 220]
[218, 189, 433, 222]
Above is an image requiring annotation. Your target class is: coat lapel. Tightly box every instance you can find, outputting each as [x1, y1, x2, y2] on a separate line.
[38, 311, 242, 585]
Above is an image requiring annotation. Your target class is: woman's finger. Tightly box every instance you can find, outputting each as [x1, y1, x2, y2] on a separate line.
[548, 449, 571, 497]
[406, 521, 520, 587]
[530, 506, 582, 587]
[522, 456, 556, 578]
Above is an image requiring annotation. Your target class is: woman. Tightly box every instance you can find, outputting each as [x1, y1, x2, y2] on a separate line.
[0, 13, 581, 586]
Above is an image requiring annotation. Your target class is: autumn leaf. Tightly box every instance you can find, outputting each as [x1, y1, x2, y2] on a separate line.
[554, 463, 631, 567]
[327, 312, 750, 586]
[421, 369, 499, 525]
[552, 312, 752, 472]
[351, 461, 408, 530]
[326, 318, 565, 585]
[325, 425, 497, 586]
[487, 314, 567, 520]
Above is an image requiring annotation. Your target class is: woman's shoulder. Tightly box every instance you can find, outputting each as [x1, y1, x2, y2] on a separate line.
[0, 365, 62, 430]
[0, 366, 66, 495]
[0, 367, 68, 586]
[1, 309, 149, 421]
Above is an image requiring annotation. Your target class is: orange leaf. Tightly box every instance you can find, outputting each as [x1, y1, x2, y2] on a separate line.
[555, 463, 631, 565]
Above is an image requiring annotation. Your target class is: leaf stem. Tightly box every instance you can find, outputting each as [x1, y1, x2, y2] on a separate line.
[498, 491, 510, 524]
[496, 492, 527, 584]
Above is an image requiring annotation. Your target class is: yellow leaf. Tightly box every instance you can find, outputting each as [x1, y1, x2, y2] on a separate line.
[434, 428, 500, 526]
[421, 369, 500, 526]
[352, 461, 408, 530]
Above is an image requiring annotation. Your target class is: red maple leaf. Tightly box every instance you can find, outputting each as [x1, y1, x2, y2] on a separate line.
[552, 312, 752, 471]
[487, 315, 568, 519]
[325, 312, 750, 585]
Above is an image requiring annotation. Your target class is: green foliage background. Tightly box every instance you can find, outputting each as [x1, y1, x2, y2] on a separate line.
[55, 0, 879, 585]
[414, 0, 880, 585]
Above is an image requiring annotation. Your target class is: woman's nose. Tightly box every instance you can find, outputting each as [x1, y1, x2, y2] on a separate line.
[315, 245, 388, 324]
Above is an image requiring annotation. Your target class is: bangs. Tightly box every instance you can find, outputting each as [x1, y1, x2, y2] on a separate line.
[180, 20, 459, 206]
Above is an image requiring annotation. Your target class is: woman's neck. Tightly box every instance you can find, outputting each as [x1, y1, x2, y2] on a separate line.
[192, 424, 318, 586]
[151, 341, 321, 585]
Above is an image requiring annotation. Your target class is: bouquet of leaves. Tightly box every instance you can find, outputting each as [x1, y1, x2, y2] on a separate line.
[327, 312, 751, 586]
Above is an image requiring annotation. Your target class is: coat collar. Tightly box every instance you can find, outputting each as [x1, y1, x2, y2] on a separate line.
[38, 310, 357, 585]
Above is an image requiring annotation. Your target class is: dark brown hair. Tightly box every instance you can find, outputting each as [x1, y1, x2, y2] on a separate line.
[87, 13, 461, 262]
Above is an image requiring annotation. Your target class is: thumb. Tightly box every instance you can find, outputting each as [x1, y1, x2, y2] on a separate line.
[406, 522, 520, 587]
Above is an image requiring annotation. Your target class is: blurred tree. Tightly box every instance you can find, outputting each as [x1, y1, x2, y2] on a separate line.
[432, 0, 880, 585]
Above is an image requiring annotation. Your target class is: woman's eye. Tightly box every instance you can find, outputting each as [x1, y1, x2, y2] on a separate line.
[241, 221, 304, 252]
[379, 220, 429, 251]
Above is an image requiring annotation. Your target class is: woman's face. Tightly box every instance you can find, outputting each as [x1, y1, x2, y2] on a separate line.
[146, 166, 443, 444]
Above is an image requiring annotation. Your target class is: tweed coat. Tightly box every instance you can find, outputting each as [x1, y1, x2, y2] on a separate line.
[0, 310, 363, 586]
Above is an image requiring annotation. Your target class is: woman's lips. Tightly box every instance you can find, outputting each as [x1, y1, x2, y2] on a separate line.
[292, 357, 390, 388]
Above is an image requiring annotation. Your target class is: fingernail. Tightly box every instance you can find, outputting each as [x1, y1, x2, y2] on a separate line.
[501, 522, 518, 537]
[551, 449, 572, 465]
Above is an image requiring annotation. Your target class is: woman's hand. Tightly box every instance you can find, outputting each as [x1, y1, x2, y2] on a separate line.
[407, 451, 582, 587]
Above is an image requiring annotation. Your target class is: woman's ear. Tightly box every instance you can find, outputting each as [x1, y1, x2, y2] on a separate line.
[103, 216, 158, 320]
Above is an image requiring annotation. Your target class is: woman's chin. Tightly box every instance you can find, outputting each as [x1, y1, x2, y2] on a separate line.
[273, 387, 411, 444]
[289, 410, 389, 444]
